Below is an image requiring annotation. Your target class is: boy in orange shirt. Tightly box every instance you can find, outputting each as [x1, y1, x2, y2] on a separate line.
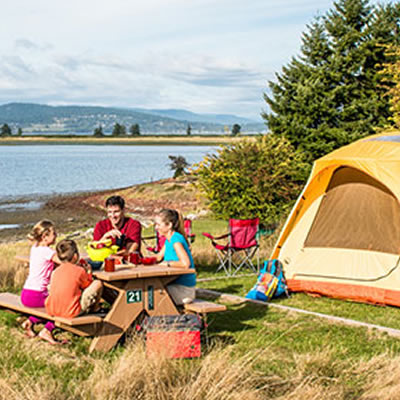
[46, 239, 103, 319]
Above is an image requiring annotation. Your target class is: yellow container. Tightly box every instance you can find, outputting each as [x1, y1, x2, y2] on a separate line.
[86, 244, 119, 262]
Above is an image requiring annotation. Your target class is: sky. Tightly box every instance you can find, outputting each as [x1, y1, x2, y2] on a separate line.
[0, 0, 392, 121]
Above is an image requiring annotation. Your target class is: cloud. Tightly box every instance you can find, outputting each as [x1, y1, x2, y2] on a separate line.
[0, 0, 392, 119]
[14, 39, 37, 50]
[14, 38, 53, 52]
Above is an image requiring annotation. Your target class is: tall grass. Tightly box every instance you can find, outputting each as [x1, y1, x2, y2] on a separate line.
[0, 340, 269, 400]
[0, 242, 30, 290]
[1, 334, 400, 399]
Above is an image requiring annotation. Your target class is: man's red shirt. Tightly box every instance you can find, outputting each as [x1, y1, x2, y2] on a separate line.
[93, 217, 141, 251]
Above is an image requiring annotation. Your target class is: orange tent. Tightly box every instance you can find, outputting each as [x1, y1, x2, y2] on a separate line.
[271, 131, 400, 306]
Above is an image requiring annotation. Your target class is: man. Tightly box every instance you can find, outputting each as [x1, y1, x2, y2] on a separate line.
[93, 195, 141, 254]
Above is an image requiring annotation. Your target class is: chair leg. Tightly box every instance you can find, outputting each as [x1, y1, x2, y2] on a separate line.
[231, 246, 259, 276]
[215, 249, 229, 275]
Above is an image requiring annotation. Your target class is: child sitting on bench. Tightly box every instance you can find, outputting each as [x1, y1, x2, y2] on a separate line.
[45, 239, 103, 319]
[20, 220, 60, 344]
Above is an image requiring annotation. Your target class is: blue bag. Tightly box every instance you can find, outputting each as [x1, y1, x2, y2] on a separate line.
[245, 271, 279, 302]
[262, 259, 289, 298]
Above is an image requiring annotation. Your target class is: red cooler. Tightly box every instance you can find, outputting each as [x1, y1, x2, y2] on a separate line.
[142, 314, 202, 359]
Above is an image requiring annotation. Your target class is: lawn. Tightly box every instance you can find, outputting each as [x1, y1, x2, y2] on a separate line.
[1, 217, 400, 398]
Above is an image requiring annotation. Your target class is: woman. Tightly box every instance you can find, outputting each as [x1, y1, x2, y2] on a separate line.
[155, 209, 196, 305]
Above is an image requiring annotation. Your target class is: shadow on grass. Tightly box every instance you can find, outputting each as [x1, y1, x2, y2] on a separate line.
[206, 302, 269, 346]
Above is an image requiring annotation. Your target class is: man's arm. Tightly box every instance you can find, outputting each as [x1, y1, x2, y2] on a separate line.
[125, 219, 142, 252]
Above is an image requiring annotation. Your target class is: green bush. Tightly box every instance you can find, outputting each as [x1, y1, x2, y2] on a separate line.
[193, 135, 309, 224]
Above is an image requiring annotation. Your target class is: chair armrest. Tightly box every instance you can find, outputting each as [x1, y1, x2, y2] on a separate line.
[202, 232, 230, 241]
[142, 235, 156, 240]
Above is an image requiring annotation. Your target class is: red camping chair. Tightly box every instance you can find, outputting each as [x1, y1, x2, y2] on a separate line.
[184, 218, 196, 245]
[143, 218, 195, 254]
[142, 230, 166, 254]
[202, 218, 260, 276]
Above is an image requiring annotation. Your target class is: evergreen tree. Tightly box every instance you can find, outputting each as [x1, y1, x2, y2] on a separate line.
[112, 123, 126, 137]
[129, 124, 141, 136]
[93, 125, 104, 137]
[1, 123, 12, 137]
[231, 124, 241, 136]
[120, 124, 127, 136]
[263, 0, 400, 161]
[186, 124, 192, 136]
[17, 127, 23, 136]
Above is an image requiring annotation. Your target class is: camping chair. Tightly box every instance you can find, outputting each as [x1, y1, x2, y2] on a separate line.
[202, 218, 260, 276]
[143, 218, 195, 254]
[184, 218, 196, 245]
[142, 230, 166, 254]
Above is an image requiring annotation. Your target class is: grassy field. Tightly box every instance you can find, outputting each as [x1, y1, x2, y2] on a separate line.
[2, 217, 400, 399]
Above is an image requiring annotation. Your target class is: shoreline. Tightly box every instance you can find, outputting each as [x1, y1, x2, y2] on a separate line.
[0, 177, 205, 243]
[0, 189, 110, 243]
[0, 135, 249, 146]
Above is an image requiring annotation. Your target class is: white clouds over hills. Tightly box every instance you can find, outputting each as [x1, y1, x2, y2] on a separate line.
[0, 0, 393, 120]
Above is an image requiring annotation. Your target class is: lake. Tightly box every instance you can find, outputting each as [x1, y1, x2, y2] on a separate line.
[0, 145, 215, 203]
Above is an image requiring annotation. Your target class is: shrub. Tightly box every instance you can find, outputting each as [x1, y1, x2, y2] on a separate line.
[193, 135, 309, 224]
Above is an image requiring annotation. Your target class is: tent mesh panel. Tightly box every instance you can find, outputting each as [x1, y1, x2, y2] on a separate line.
[304, 167, 400, 254]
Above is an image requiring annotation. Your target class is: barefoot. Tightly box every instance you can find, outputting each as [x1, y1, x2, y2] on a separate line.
[21, 319, 36, 338]
[38, 328, 58, 345]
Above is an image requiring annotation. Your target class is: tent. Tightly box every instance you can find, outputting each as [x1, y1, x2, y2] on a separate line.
[271, 131, 400, 307]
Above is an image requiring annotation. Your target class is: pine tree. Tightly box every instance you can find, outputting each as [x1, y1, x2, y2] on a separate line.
[129, 124, 141, 136]
[112, 123, 126, 136]
[263, 0, 400, 161]
[93, 125, 104, 137]
[120, 124, 127, 136]
[1, 123, 12, 137]
[231, 124, 241, 136]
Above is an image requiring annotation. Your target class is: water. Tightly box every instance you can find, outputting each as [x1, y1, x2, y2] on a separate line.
[0, 145, 215, 203]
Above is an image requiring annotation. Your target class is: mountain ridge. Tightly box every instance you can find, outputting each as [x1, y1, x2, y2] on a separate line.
[0, 103, 265, 134]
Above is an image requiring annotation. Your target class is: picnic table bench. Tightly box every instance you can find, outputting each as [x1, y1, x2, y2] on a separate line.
[0, 292, 103, 337]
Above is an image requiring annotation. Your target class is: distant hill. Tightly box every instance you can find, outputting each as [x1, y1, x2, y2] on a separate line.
[0, 103, 266, 135]
[132, 108, 258, 125]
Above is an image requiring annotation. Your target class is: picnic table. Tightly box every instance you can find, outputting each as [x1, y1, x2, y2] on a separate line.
[10, 256, 225, 353]
[90, 264, 193, 352]
[4, 259, 194, 353]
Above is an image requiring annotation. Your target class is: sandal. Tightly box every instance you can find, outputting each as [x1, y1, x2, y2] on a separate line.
[21, 320, 36, 338]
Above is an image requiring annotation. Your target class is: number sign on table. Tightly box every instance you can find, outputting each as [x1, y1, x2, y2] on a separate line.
[126, 289, 142, 304]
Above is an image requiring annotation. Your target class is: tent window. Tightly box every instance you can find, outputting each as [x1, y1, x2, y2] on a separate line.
[304, 167, 400, 254]
[364, 135, 400, 142]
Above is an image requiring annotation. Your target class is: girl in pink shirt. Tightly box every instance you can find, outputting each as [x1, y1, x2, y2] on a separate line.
[20, 220, 60, 344]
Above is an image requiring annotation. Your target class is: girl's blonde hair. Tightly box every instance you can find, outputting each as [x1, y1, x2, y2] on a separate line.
[27, 220, 55, 242]
[158, 209, 188, 242]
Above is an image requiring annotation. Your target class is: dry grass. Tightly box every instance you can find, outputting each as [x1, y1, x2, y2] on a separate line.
[0, 242, 30, 290]
[80, 341, 266, 400]
[0, 339, 269, 400]
[1, 335, 400, 400]
[358, 354, 400, 399]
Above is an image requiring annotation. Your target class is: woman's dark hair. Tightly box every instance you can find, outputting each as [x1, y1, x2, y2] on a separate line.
[105, 195, 125, 210]
[158, 209, 187, 241]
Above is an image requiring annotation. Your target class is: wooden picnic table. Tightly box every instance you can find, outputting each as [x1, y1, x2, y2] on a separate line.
[13, 255, 196, 352]
[89, 264, 194, 353]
